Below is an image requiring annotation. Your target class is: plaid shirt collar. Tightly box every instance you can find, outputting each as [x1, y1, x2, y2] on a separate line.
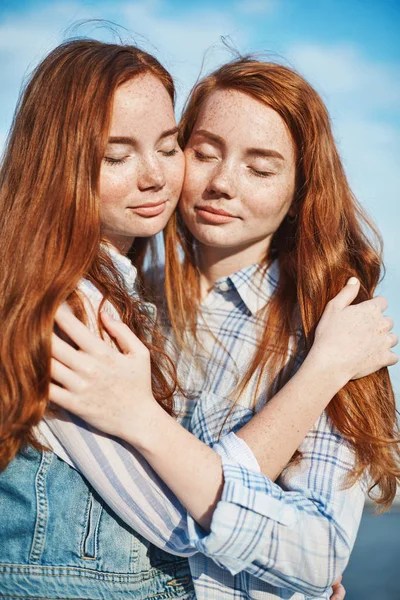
[104, 243, 138, 293]
[212, 260, 280, 316]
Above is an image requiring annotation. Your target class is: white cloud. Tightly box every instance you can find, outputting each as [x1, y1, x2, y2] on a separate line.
[118, 1, 247, 111]
[0, 2, 96, 141]
[0, 0, 248, 139]
[284, 42, 400, 211]
[286, 42, 400, 110]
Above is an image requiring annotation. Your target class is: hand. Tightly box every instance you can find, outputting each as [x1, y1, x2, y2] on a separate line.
[50, 306, 162, 442]
[330, 575, 346, 600]
[308, 278, 397, 385]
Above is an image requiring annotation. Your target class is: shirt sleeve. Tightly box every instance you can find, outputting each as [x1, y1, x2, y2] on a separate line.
[44, 282, 263, 559]
[44, 412, 197, 556]
[186, 415, 365, 596]
[44, 283, 195, 556]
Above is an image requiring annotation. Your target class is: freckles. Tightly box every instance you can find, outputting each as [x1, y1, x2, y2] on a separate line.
[101, 172, 132, 203]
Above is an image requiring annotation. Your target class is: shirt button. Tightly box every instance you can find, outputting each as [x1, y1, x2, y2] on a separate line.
[218, 281, 230, 292]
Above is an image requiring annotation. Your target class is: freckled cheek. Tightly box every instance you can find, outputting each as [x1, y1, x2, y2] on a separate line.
[99, 171, 134, 204]
[249, 180, 295, 221]
[167, 159, 185, 203]
[181, 164, 210, 207]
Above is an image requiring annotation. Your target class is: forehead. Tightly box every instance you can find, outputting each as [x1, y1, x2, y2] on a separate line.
[110, 73, 174, 130]
[194, 88, 294, 154]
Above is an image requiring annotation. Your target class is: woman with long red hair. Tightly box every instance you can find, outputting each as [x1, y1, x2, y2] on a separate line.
[0, 38, 196, 598]
[0, 39, 355, 600]
[47, 58, 399, 599]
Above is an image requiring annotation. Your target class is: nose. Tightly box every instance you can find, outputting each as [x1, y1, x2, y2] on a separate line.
[137, 153, 166, 192]
[206, 161, 235, 199]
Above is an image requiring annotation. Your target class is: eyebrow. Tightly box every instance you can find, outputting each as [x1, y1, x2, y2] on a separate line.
[247, 148, 284, 161]
[108, 127, 179, 146]
[193, 129, 284, 161]
[193, 129, 224, 145]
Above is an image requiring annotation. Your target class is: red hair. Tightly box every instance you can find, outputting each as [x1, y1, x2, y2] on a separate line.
[0, 39, 178, 470]
[164, 58, 400, 509]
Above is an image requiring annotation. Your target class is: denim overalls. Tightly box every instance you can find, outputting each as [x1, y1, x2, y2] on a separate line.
[0, 447, 194, 599]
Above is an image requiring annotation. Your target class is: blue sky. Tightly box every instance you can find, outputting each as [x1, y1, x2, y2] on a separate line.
[1, 0, 399, 395]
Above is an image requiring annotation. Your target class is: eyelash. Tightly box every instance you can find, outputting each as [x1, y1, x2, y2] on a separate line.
[104, 157, 128, 166]
[162, 148, 179, 157]
[194, 150, 215, 161]
[194, 151, 273, 179]
[250, 168, 273, 178]
[104, 148, 179, 166]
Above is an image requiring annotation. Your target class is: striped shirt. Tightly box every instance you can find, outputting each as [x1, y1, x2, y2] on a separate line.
[42, 248, 365, 599]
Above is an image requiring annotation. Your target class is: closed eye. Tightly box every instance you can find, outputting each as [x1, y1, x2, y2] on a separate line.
[161, 148, 179, 157]
[249, 166, 274, 178]
[194, 150, 216, 161]
[104, 156, 128, 166]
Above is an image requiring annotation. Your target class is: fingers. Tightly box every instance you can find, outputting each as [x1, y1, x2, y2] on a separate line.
[331, 576, 345, 600]
[330, 583, 346, 600]
[370, 295, 388, 313]
[48, 382, 73, 410]
[330, 277, 360, 310]
[52, 333, 83, 371]
[51, 358, 81, 392]
[389, 332, 398, 348]
[387, 351, 399, 366]
[100, 311, 143, 355]
[383, 316, 394, 332]
[55, 305, 104, 355]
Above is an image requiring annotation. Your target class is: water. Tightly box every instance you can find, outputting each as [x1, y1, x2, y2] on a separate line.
[344, 507, 400, 599]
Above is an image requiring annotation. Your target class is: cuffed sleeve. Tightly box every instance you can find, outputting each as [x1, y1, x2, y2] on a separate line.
[186, 413, 365, 596]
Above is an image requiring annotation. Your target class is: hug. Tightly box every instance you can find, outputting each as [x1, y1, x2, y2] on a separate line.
[0, 38, 398, 600]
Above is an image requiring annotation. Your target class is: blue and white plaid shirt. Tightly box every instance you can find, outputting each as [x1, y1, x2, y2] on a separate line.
[42, 249, 366, 599]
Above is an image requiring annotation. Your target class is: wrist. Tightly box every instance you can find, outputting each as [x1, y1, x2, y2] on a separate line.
[120, 397, 167, 450]
[302, 348, 349, 394]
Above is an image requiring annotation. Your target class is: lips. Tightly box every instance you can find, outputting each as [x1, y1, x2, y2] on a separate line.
[129, 201, 167, 217]
[195, 204, 237, 224]
[195, 205, 235, 218]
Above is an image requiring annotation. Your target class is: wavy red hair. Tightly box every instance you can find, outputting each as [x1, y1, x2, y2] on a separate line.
[164, 58, 400, 509]
[0, 39, 178, 470]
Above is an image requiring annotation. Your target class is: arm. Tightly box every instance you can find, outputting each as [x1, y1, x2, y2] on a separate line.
[186, 413, 365, 595]
[44, 284, 264, 555]
[50, 310, 366, 594]
[43, 287, 198, 556]
[50, 278, 396, 530]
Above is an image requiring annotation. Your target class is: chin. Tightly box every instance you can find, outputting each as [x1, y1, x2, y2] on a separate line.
[186, 223, 234, 248]
[136, 214, 174, 238]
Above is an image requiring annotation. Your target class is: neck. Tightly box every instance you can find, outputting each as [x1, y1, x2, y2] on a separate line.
[103, 233, 134, 257]
[198, 239, 271, 299]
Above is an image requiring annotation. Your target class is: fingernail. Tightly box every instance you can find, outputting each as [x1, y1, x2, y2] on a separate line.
[347, 277, 358, 285]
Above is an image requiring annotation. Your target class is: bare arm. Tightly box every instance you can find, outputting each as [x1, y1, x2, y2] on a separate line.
[50, 278, 397, 530]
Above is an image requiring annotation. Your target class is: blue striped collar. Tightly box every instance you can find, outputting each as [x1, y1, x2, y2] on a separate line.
[103, 243, 138, 295]
[214, 260, 279, 316]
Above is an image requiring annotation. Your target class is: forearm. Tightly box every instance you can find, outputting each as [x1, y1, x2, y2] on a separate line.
[126, 407, 364, 594]
[122, 353, 347, 532]
[187, 417, 366, 594]
[130, 405, 225, 531]
[236, 350, 347, 478]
